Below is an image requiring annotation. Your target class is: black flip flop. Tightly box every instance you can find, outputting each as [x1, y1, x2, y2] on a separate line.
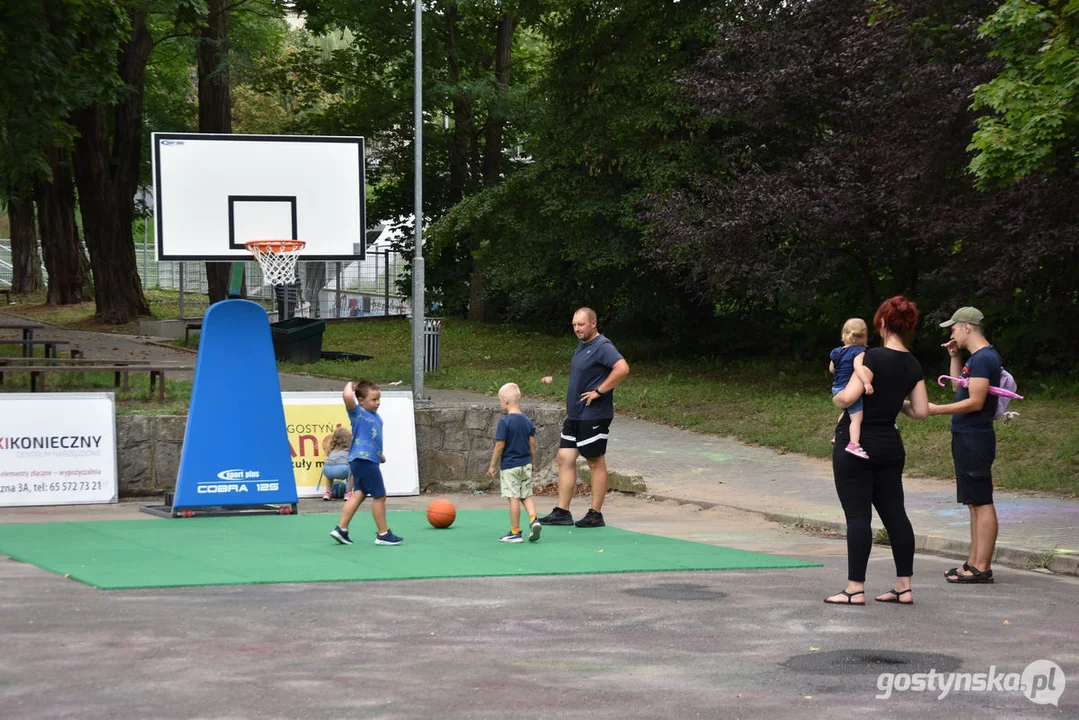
[824, 589, 866, 606]
[875, 588, 913, 605]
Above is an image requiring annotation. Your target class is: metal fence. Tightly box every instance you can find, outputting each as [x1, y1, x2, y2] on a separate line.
[1, 239, 410, 320]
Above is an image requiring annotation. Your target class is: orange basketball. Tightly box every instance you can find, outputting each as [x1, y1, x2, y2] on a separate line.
[426, 499, 456, 529]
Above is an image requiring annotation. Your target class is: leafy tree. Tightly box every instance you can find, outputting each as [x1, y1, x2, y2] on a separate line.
[647, 0, 1005, 350]
[187, 0, 289, 301]
[70, 2, 153, 322]
[291, 0, 544, 319]
[0, 1, 107, 302]
[4, 195, 43, 295]
[968, 0, 1079, 187]
[641, 0, 1079, 368]
[428, 0, 722, 339]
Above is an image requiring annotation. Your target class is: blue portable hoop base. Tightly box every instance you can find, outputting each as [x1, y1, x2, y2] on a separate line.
[140, 299, 299, 519]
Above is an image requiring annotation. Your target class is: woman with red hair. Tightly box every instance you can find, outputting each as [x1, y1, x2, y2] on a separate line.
[825, 296, 929, 606]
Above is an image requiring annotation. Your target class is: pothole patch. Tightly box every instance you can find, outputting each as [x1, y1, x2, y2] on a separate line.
[623, 583, 727, 601]
[785, 650, 962, 675]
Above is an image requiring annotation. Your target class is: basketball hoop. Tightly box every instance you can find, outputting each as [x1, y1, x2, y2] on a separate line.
[245, 240, 305, 286]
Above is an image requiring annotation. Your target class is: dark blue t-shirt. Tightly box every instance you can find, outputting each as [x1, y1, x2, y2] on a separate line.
[829, 345, 866, 389]
[952, 345, 1001, 433]
[567, 334, 624, 421]
[496, 413, 535, 470]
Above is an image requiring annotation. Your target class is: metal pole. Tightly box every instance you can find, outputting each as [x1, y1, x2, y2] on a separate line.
[179, 263, 185, 319]
[384, 251, 390, 316]
[335, 261, 342, 318]
[227, 262, 244, 298]
[142, 188, 148, 284]
[411, 0, 425, 401]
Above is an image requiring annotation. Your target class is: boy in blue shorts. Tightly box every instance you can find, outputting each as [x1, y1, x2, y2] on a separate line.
[486, 383, 542, 543]
[330, 380, 403, 546]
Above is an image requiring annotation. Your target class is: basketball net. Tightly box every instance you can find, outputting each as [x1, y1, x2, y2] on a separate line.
[245, 240, 305, 286]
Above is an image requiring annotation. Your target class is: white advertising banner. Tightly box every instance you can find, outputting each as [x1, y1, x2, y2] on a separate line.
[0, 393, 119, 507]
[282, 391, 420, 497]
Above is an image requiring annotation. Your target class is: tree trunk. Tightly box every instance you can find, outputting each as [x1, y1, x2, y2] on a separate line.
[199, 0, 241, 303]
[482, 13, 514, 189]
[468, 13, 515, 322]
[7, 190, 44, 295]
[70, 8, 151, 323]
[34, 150, 90, 305]
[446, 5, 471, 205]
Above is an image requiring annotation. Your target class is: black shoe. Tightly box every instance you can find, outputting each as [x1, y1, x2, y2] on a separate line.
[574, 509, 605, 528]
[538, 507, 573, 526]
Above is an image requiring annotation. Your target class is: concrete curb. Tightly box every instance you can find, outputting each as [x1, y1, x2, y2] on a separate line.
[639, 491, 1079, 577]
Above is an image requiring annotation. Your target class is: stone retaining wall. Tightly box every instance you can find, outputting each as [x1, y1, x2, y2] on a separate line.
[415, 404, 564, 493]
[115, 404, 565, 497]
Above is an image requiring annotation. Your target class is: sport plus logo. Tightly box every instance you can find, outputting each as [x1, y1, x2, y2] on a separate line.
[196, 468, 278, 494]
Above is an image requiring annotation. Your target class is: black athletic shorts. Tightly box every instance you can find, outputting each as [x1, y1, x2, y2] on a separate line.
[952, 431, 996, 506]
[559, 418, 611, 459]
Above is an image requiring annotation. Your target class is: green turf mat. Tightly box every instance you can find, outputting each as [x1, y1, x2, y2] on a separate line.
[0, 510, 819, 589]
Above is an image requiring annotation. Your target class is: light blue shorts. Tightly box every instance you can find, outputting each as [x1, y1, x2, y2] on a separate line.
[322, 463, 350, 481]
[831, 386, 863, 415]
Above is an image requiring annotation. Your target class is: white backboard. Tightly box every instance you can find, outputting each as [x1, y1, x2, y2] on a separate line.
[152, 133, 365, 261]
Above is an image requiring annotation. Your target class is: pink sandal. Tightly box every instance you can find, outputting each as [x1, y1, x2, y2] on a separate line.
[845, 442, 869, 460]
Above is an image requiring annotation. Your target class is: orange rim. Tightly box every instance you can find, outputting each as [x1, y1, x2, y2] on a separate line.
[245, 239, 305, 253]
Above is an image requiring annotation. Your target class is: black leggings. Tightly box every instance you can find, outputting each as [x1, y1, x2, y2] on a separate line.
[832, 429, 915, 582]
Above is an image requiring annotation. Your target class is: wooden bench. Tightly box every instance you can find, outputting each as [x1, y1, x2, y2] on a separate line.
[183, 318, 203, 345]
[0, 338, 72, 358]
[0, 357, 150, 388]
[0, 287, 10, 304]
[182, 310, 277, 345]
[0, 322, 45, 343]
[0, 363, 193, 402]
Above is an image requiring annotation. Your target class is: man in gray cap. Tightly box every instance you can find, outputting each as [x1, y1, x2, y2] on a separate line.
[928, 306, 1002, 584]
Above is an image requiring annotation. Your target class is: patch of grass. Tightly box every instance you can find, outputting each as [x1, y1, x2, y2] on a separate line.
[1028, 547, 1058, 571]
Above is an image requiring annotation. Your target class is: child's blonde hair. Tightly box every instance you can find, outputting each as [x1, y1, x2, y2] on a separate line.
[842, 318, 869, 346]
[498, 382, 521, 405]
[329, 426, 352, 452]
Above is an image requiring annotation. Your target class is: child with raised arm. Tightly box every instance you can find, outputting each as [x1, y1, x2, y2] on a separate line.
[486, 383, 542, 543]
[320, 427, 353, 501]
[830, 318, 872, 459]
[330, 380, 403, 546]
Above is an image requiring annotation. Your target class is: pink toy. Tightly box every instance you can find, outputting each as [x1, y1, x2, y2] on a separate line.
[936, 375, 1023, 400]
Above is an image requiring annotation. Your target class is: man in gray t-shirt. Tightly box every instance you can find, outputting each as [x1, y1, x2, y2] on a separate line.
[539, 307, 630, 528]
